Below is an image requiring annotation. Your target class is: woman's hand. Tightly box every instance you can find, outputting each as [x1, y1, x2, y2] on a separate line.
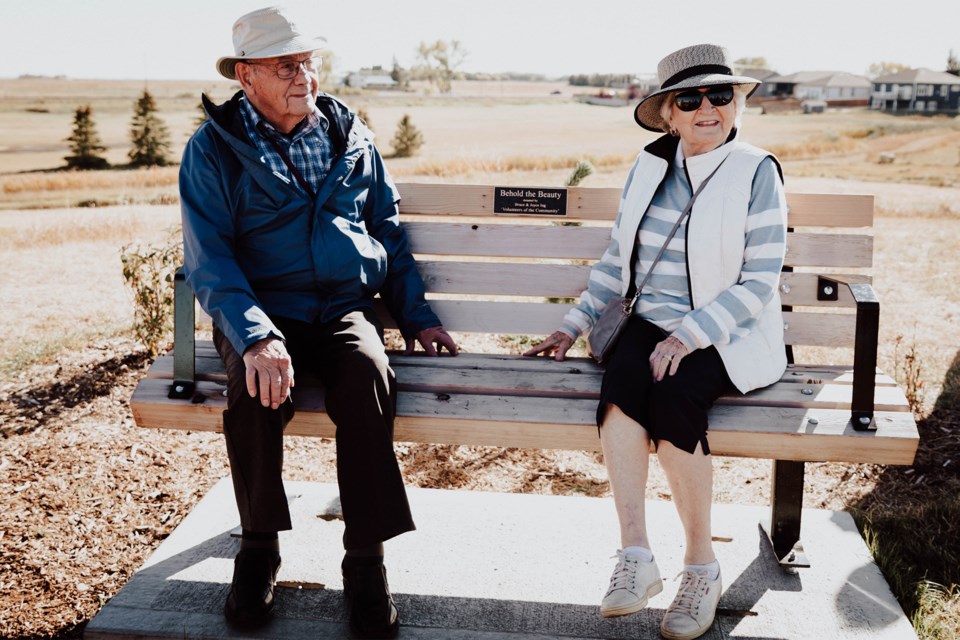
[649, 335, 690, 382]
[523, 330, 574, 362]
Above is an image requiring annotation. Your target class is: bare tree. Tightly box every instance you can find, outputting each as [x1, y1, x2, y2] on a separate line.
[415, 40, 467, 94]
[868, 61, 910, 78]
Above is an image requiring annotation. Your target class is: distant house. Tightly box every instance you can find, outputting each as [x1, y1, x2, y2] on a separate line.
[737, 68, 779, 98]
[345, 66, 399, 90]
[764, 71, 873, 106]
[871, 68, 960, 114]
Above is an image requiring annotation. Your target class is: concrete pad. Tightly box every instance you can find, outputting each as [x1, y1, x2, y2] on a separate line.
[86, 478, 916, 639]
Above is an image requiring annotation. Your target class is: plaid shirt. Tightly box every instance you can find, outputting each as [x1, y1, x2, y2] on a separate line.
[239, 95, 334, 196]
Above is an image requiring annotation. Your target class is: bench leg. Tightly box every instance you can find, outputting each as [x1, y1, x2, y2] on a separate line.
[762, 460, 810, 569]
[169, 268, 196, 400]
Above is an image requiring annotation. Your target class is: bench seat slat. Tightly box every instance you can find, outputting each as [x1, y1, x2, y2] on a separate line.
[147, 348, 899, 388]
[130, 377, 916, 464]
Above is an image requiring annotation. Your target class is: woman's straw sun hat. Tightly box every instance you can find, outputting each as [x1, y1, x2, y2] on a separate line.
[634, 44, 761, 132]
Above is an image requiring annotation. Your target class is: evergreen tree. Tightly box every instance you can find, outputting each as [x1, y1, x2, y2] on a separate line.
[128, 90, 172, 167]
[356, 107, 373, 132]
[194, 99, 208, 128]
[390, 114, 424, 158]
[64, 104, 109, 170]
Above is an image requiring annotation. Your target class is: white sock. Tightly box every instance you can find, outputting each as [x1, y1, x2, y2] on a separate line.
[685, 559, 720, 580]
[622, 545, 654, 562]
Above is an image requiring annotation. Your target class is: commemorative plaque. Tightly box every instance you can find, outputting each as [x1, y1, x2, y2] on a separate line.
[493, 186, 567, 216]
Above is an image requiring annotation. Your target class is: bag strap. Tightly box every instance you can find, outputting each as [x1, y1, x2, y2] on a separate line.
[265, 136, 315, 199]
[624, 159, 726, 310]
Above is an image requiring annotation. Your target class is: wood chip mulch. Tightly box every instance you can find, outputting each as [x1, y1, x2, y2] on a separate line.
[4, 338, 954, 639]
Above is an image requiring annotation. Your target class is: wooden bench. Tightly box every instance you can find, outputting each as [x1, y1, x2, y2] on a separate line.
[131, 182, 919, 568]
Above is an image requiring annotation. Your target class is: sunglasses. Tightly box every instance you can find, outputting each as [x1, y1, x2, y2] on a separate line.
[674, 85, 735, 112]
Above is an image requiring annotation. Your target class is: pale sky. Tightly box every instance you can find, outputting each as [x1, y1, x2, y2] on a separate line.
[1, 0, 957, 81]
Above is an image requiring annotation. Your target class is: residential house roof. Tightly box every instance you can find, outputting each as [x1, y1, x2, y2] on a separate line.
[738, 68, 779, 82]
[873, 68, 960, 85]
[766, 71, 872, 88]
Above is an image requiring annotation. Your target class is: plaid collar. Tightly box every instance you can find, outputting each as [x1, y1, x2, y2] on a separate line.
[240, 95, 329, 143]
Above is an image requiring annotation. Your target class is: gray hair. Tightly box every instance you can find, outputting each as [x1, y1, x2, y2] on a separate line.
[659, 84, 750, 135]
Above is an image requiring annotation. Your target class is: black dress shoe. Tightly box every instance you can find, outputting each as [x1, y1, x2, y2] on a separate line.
[341, 555, 400, 639]
[224, 548, 282, 628]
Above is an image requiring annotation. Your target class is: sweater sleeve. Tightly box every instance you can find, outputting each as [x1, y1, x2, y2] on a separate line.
[558, 162, 640, 339]
[671, 157, 787, 350]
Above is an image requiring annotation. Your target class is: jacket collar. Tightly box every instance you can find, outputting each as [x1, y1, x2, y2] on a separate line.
[683, 130, 739, 192]
[202, 90, 360, 157]
[643, 128, 740, 192]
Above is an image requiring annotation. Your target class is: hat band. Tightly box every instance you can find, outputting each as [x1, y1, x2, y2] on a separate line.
[661, 64, 732, 90]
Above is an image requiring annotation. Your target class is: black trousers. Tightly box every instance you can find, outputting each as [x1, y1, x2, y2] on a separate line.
[597, 316, 734, 455]
[212, 308, 415, 550]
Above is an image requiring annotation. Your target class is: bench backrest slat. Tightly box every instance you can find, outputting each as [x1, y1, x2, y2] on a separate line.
[393, 184, 873, 350]
[398, 184, 875, 228]
[417, 262, 869, 307]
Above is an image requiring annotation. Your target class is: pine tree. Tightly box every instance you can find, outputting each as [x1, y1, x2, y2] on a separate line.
[194, 100, 208, 128]
[64, 105, 109, 170]
[128, 90, 172, 167]
[356, 107, 373, 132]
[390, 114, 424, 158]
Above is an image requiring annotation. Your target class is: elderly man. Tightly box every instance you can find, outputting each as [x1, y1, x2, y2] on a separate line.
[180, 6, 456, 637]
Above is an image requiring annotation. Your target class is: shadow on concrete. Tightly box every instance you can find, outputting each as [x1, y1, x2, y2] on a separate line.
[88, 522, 800, 640]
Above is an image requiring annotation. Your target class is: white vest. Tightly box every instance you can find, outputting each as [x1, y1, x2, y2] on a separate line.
[618, 138, 787, 393]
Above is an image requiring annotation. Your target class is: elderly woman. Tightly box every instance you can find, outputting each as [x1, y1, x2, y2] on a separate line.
[524, 44, 787, 640]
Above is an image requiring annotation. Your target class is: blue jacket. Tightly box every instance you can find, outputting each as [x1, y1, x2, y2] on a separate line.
[180, 91, 439, 356]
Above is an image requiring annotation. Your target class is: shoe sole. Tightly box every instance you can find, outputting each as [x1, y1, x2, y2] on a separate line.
[600, 579, 664, 618]
[659, 612, 716, 640]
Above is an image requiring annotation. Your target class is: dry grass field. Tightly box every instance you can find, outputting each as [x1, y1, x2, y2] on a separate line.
[1, 78, 959, 638]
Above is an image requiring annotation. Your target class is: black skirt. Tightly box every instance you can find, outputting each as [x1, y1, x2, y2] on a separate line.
[596, 316, 734, 455]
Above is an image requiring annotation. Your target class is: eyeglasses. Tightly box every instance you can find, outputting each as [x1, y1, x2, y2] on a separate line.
[674, 85, 734, 112]
[243, 55, 322, 80]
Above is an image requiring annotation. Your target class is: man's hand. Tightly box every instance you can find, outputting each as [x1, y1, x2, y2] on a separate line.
[404, 326, 458, 356]
[523, 330, 574, 362]
[243, 337, 295, 409]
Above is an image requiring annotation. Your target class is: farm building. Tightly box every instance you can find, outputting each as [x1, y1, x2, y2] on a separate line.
[870, 68, 960, 114]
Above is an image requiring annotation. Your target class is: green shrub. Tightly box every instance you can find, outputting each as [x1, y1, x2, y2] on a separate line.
[121, 229, 183, 356]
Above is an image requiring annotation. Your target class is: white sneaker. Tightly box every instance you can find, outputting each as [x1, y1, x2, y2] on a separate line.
[660, 567, 722, 640]
[600, 549, 663, 618]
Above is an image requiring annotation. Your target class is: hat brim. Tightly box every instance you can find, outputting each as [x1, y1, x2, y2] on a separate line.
[634, 73, 760, 132]
[216, 35, 327, 80]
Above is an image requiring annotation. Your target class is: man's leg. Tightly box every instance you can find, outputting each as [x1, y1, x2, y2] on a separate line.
[315, 309, 410, 638]
[318, 309, 414, 549]
[213, 324, 296, 534]
[213, 321, 307, 628]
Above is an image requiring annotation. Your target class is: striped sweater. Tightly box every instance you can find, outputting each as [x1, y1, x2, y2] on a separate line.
[561, 143, 786, 354]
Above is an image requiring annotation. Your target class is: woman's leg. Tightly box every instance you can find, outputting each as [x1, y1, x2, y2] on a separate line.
[657, 440, 715, 565]
[600, 404, 653, 549]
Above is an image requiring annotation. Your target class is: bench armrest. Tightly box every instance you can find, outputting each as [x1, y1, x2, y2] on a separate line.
[818, 276, 878, 430]
[170, 267, 196, 399]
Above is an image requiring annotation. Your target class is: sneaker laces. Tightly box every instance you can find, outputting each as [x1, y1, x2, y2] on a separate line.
[668, 569, 709, 618]
[606, 551, 638, 593]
